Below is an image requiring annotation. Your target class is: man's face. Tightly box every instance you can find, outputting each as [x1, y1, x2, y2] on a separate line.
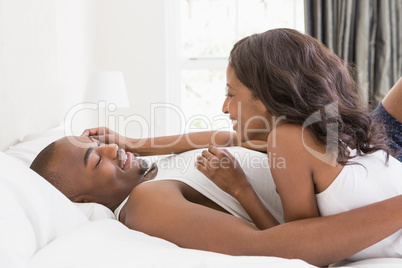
[50, 136, 149, 210]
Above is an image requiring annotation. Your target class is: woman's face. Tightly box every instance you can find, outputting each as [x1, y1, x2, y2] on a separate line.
[222, 65, 272, 142]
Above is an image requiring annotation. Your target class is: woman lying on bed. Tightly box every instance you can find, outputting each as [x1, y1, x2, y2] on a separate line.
[193, 28, 402, 262]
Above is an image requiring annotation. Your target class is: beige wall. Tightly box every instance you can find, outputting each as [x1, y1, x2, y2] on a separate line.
[0, 0, 169, 150]
[91, 0, 168, 138]
[0, 0, 60, 150]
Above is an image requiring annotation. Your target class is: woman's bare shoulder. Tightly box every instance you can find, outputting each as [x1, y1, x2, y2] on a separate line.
[268, 123, 305, 150]
[268, 123, 324, 155]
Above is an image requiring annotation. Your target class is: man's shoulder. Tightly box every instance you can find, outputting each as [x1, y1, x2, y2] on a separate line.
[120, 180, 189, 232]
[129, 180, 183, 200]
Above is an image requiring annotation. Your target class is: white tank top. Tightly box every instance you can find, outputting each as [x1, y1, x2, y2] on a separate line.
[114, 147, 284, 224]
[316, 149, 402, 261]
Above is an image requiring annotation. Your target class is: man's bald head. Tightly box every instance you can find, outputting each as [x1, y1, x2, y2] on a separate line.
[30, 141, 75, 198]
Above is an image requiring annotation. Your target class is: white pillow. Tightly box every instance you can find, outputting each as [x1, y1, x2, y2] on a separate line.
[4, 127, 116, 221]
[4, 126, 65, 166]
[0, 152, 89, 268]
[75, 203, 116, 221]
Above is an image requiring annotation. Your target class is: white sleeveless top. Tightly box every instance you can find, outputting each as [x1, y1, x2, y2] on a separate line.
[316, 149, 402, 261]
[115, 147, 284, 224]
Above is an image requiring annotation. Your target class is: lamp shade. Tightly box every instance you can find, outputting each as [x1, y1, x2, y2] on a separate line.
[85, 71, 130, 108]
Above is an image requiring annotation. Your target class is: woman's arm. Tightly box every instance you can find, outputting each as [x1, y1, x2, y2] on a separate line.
[127, 130, 238, 155]
[82, 127, 238, 155]
[82, 127, 268, 155]
[122, 180, 402, 267]
[268, 124, 320, 222]
[196, 146, 279, 229]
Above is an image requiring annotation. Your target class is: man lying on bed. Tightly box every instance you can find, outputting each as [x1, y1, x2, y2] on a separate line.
[30, 131, 402, 267]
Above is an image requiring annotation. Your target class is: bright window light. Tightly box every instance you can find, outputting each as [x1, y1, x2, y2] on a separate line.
[166, 0, 305, 133]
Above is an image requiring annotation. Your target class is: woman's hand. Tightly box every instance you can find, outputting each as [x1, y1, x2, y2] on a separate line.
[196, 146, 279, 229]
[195, 146, 251, 198]
[81, 127, 129, 150]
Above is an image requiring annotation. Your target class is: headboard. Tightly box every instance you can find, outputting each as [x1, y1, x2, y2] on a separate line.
[0, 1, 61, 151]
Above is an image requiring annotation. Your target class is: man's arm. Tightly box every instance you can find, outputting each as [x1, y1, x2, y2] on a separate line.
[121, 180, 402, 267]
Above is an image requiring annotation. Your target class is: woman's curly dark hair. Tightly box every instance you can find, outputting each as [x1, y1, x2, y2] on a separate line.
[229, 28, 391, 165]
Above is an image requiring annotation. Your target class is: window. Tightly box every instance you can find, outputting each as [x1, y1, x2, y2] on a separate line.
[166, 0, 304, 134]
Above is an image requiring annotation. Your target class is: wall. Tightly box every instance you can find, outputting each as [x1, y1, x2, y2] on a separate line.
[90, 0, 168, 138]
[0, 0, 169, 150]
[60, 0, 169, 138]
[56, 0, 95, 118]
[0, 0, 60, 150]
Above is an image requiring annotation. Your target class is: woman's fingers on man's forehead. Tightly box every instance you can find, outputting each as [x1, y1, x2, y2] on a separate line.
[81, 127, 107, 137]
[90, 134, 122, 146]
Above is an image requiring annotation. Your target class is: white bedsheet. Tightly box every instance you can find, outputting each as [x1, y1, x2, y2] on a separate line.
[1, 129, 315, 268]
[3, 127, 402, 267]
[29, 219, 315, 268]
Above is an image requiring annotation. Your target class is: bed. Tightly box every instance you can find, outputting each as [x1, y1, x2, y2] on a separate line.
[2, 126, 402, 267]
[0, 126, 309, 267]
